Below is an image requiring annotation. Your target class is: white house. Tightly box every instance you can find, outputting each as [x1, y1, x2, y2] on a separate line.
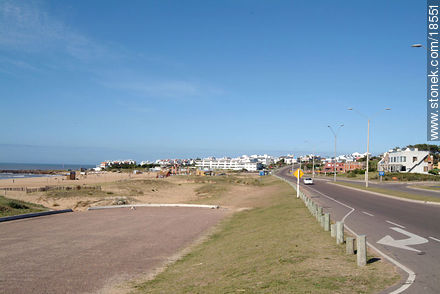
[378, 148, 433, 174]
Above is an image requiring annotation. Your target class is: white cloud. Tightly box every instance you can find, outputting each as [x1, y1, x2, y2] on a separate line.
[0, 1, 227, 101]
[0, 1, 110, 61]
[114, 80, 200, 98]
[99, 75, 226, 100]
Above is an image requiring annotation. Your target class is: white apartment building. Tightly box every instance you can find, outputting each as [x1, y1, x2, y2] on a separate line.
[378, 148, 433, 174]
[282, 155, 297, 165]
[249, 154, 276, 165]
[195, 157, 262, 171]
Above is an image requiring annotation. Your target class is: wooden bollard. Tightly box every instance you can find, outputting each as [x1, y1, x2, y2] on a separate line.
[357, 235, 367, 266]
[324, 213, 330, 231]
[346, 237, 355, 254]
[336, 221, 344, 245]
[330, 224, 336, 237]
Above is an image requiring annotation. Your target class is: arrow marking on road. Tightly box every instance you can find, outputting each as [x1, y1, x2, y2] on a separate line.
[377, 227, 428, 253]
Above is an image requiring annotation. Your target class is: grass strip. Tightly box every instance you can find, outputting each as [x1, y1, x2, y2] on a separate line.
[333, 182, 440, 203]
[0, 196, 47, 217]
[132, 178, 399, 294]
[410, 185, 440, 192]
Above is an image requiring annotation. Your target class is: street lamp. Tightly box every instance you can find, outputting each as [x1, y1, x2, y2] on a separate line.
[347, 107, 391, 188]
[328, 124, 344, 182]
[411, 43, 427, 49]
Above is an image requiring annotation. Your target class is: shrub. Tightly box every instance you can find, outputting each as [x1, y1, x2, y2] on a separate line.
[346, 172, 356, 178]
[429, 169, 440, 175]
[8, 201, 29, 210]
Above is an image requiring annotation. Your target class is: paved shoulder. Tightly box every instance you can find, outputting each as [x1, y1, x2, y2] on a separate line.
[0, 207, 227, 294]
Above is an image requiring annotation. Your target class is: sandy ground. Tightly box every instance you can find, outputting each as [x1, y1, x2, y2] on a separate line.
[1, 173, 273, 212]
[0, 207, 227, 294]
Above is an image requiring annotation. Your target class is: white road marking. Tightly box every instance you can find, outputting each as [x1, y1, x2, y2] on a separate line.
[362, 211, 374, 217]
[429, 236, 440, 243]
[367, 242, 416, 294]
[305, 185, 355, 222]
[377, 227, 429, 253]
[291, 179, 416, 294]
[386, 220, 406, 229]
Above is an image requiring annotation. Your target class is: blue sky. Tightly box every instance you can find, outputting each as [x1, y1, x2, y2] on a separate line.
[0, 0, 429, 164]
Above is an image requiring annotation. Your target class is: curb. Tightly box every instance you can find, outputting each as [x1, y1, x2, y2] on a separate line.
[328, 182, 440, 206]
[0, 209, 73, 223]
[87, 204, 220, 210]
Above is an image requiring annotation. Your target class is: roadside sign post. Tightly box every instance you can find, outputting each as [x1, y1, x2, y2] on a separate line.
[293, 168, 304, 198]
[379, 171, 385, 182]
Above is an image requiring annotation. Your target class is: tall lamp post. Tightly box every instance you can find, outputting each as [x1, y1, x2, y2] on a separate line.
[347, 108, 391, 188]
[328, 125, 344, 182]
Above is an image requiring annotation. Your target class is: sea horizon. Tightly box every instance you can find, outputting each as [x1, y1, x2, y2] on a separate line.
[0, 162, 95, 171]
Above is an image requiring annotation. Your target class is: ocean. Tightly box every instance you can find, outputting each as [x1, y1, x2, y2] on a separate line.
[0, 162, 95, 180]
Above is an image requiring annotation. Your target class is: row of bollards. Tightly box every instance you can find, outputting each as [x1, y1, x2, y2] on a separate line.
[292, 183, 367, 267]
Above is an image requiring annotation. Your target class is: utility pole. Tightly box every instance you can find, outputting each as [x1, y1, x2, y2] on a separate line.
[348, 108, 390, 188]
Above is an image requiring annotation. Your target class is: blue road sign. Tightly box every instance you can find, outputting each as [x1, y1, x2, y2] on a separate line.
[379, 171, 385, 176]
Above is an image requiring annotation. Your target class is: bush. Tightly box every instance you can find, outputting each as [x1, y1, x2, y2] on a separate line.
[383, 172, 440, 181]
[429, 169, 440, 175]
[8, 201, 29, 210]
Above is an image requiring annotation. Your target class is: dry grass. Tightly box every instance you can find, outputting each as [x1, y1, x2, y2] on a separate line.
[131, 177, 400, 294]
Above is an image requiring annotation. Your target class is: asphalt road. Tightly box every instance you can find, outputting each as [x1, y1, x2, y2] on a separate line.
[0, 207, 226, 294]
[277, 167, 440, 294]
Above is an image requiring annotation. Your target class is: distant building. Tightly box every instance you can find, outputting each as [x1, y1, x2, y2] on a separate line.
[378, 148, 433, 174]
[195, 157, 262, 171]
[283, 155, 297, 165]
[322, 162, 364, 173]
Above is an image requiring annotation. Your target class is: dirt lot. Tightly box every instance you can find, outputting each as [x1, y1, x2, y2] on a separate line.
[0, 207, 227, 294]
[2, 173, 273, 212]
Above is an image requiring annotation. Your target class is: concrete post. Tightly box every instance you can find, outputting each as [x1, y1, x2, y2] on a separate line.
[330, 224, 336, 237]
[357, 235, 367, 266]
[317, 207, 323, 221]
[336, 221, 344, 245]
[346, 237, 355, 255]
[324, 213, 330, 231]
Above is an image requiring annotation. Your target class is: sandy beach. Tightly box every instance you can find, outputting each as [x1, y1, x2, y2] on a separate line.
[0, 171, 156, 188]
